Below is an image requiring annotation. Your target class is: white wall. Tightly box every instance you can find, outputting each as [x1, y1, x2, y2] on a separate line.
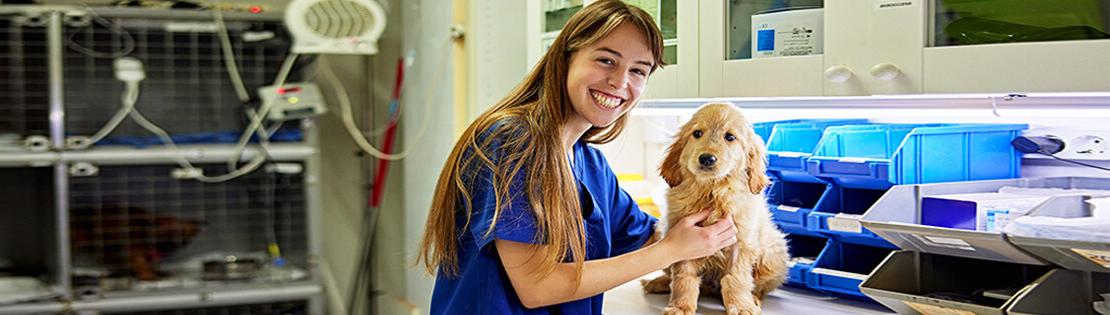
[401, 0, 458, 312]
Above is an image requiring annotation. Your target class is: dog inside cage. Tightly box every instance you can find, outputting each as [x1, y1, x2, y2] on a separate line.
[69, 162, 309, 295]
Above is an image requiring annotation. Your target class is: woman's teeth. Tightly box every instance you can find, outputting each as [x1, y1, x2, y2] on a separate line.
[591, 91, 622, 108]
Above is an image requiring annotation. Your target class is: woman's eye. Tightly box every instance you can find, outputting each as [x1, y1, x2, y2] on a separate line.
[692, 130, 703, 138]
[632, 69, 647, 76]
[725, 133, 736, 142]
[597, 58, 614, 65]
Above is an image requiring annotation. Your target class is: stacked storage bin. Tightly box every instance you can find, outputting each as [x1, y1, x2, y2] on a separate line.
[758, 119, 864, 287]
[860, 177, 1110, 314]
[762, 121, 1028, 301]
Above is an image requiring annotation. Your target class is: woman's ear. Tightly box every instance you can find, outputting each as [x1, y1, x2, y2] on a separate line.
[745, 130, 770, 194]
[660, 129, 687, 188]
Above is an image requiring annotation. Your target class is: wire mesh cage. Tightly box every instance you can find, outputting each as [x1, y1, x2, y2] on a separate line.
[107, 300, 307, 315]
[0, 167, 57, 280]
[68, 162, 310, 295]
[0, 13, 51, 142]
[62, 9, 308, 144]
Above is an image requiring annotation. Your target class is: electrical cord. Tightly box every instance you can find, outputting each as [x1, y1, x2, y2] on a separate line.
[66, 3, 136, 58]
[213, 9, 251, 104]
[1039, 151, 1110, 171]
[319, 56, 436, 161]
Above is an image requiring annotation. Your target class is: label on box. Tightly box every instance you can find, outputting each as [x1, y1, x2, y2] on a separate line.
[904, 301, 975, 315]
[775, 152, 806, 158]
[777, 205, 801, 212]
[912, 234, 975, 252]
[875, 0, 914, 10]
[827, 214, 863, 233]
[1071, 248, 1110, 268]
[837, 157, 870, 163]
[810, 268, 868, 281]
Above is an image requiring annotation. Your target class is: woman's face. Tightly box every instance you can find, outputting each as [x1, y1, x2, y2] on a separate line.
[565, 22, 654, 129]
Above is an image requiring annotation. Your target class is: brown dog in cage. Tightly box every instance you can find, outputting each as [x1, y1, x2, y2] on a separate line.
[641, 103, 789, 315]
[72, 206, 201, 281]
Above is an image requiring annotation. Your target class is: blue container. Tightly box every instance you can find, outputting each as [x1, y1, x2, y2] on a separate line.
[807, 185, 897, 248]
[806, 241, 893, 301]
[805, 123, 1028, 189]
[765, 119, 866, 234]
[96, 129, 304, 148]
[753, 119, 862, 144]
[784, 234, 827, 287]
[768, 180, 829, 236]
[753, 119, 814, 144]
[766, 119, 868, 181]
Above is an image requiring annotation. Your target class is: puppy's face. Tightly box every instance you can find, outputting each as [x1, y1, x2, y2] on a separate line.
[660, 103, 769, 194]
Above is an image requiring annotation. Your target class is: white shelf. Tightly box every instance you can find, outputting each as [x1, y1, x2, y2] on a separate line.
[0, 282, 321, 315]
[638, 92, 1110, 110]
[60, 143, 317, 165]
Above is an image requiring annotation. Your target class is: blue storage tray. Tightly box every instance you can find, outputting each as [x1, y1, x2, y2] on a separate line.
[806, 123, 1027, 189]
[785, 234, 827, 287]
[93, 129, 304, 148]
[753, 119, 863, 145]
[768, 180, 829, 236]
[766, 119, 867, 180]
[806, 241, 892, 301]
[807, 185, 897, 248]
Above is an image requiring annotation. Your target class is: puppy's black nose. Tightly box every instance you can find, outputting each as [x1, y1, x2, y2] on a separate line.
[698, 154, 717, 167]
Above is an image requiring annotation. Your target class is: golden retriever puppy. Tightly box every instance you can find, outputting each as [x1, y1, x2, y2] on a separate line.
[642, 103, 789, 315]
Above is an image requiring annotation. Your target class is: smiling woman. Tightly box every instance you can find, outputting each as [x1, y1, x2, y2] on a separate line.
[414, 1, 743, 314]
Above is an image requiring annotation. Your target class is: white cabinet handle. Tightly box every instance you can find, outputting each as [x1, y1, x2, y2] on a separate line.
[824, 65, 854, 83]
[869, 63, 902, 81]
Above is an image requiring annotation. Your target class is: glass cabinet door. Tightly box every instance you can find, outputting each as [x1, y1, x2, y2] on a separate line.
[932, 0, 1109, 47]
[727, 0, 824, 61]
[702, 0, 826, 97]
[541, 0, 584, 51]
[923, 0, 1110, 93]
[628, 0, 697, 98]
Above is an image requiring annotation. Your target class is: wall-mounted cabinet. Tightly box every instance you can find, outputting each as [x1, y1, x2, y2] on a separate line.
[701, 0, 1110, 97]
[532, 0, 700, 99]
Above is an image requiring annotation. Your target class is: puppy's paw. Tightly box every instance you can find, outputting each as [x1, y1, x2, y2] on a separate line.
[640, 276, 671, 294]
[725, 305, 761, 315]
[662, 305, 695, 315]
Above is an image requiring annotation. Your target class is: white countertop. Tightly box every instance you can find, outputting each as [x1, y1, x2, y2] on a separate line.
[603, 272, 895, 315]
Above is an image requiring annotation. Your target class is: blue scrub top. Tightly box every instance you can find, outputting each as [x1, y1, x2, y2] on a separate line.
[430, 139, 658, 315]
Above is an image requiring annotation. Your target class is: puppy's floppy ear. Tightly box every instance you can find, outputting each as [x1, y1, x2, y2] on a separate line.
[660, 126, 688, 188]
[745, 127, 770, 194]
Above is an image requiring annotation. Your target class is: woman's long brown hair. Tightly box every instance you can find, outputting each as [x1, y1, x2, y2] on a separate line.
[416, 0, 665, 287]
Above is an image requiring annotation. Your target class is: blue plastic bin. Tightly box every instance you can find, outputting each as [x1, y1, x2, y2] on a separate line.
[807, 185, 897, 248]
[768, 180, 829, 236]
[806, 241, 893, 301]
[766, 119, 868, 180]
[94, 128, 304, 148]
[753, 119, 814, 144]
[805, 124, 1027, 189]
[765, 119, 867, 234]
[753, 119, 863, 144]
[785, 234, 827, 287]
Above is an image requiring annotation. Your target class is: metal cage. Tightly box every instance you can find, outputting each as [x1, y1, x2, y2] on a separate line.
[68, 162, 309, 295]
[0, 13, 51, 140]
[109, 300, 307, 315]
[61, 9, 305, 141]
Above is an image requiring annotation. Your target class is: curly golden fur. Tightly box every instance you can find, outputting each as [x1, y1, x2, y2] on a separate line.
[641, 103, 789, 315]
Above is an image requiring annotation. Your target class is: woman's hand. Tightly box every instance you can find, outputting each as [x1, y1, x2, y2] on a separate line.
[659, 210, 737, 263]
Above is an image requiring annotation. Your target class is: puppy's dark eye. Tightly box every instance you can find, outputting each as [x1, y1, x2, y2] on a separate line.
[692, 130, 703, 138]
[725, 133, 736, 142]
